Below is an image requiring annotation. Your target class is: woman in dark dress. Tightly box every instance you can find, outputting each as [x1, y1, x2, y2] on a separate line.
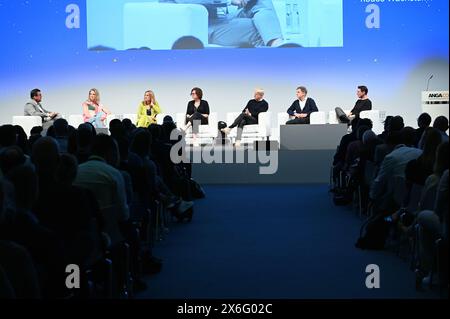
[182, 87, 210, 146]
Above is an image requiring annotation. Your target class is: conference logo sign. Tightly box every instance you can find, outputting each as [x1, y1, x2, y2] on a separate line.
[423, 91, 450, 105]
[428, 92, 449, 99]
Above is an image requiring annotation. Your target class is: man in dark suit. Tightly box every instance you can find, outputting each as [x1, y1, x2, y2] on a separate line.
[286, 86, 318, 125]
[24, 89, 61, 129]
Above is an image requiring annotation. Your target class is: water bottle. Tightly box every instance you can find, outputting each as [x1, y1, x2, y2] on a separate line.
[293, 3, 300, 34]
[286, 2, 292, 34]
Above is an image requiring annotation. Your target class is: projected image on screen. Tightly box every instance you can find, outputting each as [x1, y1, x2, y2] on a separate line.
[87, 0, 343, 50]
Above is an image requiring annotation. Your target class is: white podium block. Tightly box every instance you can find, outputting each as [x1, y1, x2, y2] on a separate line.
[421, 91, 449, 122]
[280, 124, 348, 150]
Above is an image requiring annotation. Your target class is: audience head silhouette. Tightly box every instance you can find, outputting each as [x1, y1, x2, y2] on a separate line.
[91, 134, 119, 167]
[130, 129, 152, 158]
[389, 116, 405, 132]
[433, 116, 449, 133]
[54, 119, 69, 137]
[417, 113, 432, 129]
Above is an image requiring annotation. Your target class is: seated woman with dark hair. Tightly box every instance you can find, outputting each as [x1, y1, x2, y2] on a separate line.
[182, 87, 210, 147]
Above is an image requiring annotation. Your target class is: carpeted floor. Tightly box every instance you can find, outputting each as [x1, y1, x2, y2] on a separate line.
[138, 185, 441, 299]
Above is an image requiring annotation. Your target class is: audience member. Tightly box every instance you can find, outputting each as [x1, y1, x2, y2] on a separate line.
[405, 128, 442, 186]
[414, 113, 432, 147]
[370, 127, 422, 214]
[433, 116, 449, 143]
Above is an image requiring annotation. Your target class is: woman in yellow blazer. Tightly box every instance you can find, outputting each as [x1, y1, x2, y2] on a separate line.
[137, 90, 162, 128]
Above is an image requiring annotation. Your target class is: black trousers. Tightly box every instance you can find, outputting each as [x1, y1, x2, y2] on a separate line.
[186, 112, 208, 134]
[286, 117, 310, 125]
[335, 107, 350, 124]
[229, 113, 258, 141]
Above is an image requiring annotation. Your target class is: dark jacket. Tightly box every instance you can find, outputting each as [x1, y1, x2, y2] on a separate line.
[185, 100, 210, 125]
[287, 98, 318, 117]
[244, 99, 269, 123]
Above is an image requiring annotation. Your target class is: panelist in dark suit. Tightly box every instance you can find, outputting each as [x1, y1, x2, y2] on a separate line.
[286, 86, 318, 125]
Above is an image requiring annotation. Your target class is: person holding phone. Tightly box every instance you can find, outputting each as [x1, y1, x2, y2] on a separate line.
[137, 90, 162, 128]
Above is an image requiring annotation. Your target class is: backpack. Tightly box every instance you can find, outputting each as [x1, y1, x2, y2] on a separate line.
[355, 215, 391, 250]
[333, 188, 353, 206]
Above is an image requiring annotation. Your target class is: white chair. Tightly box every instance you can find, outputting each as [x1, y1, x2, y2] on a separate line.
[156, 113, 165, 125]
[105, 114, 117, 128]
[278, 112, 290, 128]
[226, 112, 271, 144]
[175, 112, 218, 145]
[12, 116, 42, 137]
[275, 113, 290, 143]
[310, 111, 327, 124]
[329, 109, 351, 124]
[68, 115, 84, 129]
[123, 3, 208, 50]
[360, 110, 386, 135]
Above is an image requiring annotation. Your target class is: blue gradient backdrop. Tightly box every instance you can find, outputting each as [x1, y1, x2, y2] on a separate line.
[0, 0, 448, 128]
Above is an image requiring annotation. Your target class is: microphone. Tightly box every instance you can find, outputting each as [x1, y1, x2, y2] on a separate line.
[426, 74, 434, 91]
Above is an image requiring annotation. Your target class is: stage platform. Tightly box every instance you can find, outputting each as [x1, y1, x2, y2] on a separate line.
[188, 124, 344, 184]
[189, 147, 335, 184]
[280, 124, 347, 150]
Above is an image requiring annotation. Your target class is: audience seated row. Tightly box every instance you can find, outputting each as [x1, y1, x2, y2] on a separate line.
[331, 113, 449, 293]
[0, 117, 201, 298]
